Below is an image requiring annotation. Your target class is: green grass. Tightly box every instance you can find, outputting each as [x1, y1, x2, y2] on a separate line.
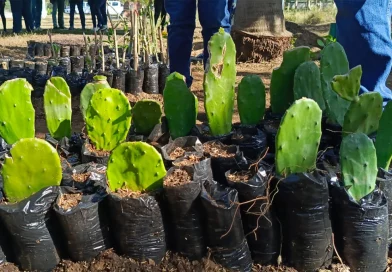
[284, 6, 337, 25]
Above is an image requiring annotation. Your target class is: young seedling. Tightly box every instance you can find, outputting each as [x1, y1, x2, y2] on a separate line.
[80, 75, 110, 120]
[132, 100, 162, 135]
[375, 101, 392, 170]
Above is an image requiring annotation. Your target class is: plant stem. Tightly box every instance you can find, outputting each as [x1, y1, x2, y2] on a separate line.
[133, 10, 139, 71]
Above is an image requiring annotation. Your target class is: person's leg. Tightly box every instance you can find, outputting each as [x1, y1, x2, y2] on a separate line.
[100, 0, 107, 26]
[90, 4, 96, 28]
[31, 0, 36, 27]
[334, 0, 392, 102]
[76, 0, 85, 29]
[165, 0, 196, 86]
[95, 2, 103, 28]
[22, 0, 33, 31]
[0, 1, 6, 31]
[10, 0, 22, 33]
[35, 0, 42, 28]
[198, 0, 231, 67]
[58, 0, 64, 28]
[69, 1, 75, 29]
[52, 0, 58, 28]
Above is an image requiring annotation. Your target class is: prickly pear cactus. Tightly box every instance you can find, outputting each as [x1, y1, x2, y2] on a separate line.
[320, 42, 350, 126]
[107, 142, 166, 192]
[331, 65, 362, 101]
[2, 138, 62, 203]
[340, 133, 377, 202]
[343, 92, 383, 136]
[275, 98, 322, 176]
[204, 28, 236, 136]
[270, 46, 311, 114]
[0, 78, 35, 144]
[80, 75, 110, 120]
[132, 100, 162, 135]
[163, 72, 198, 139]
[85, 88, 132, 151]
[237, 75, 266, 125]
[293, 61, 325, 111]
[44, 77, 72, 139]
[375, 101, 392, 170]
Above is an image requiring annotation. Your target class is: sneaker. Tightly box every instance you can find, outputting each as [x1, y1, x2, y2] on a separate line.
[99, 25, 107, 31]
[69, 27, 75, 30]
[34, 27, 42, 31]
[59, 26, 66, 30]
[92, 27, 100, 32]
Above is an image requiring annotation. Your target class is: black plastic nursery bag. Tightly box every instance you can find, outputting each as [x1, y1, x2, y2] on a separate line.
[158, 63, 170, 94]
[112, 69, 126, 92]
[378, 168, 392, 246]
[231, 124, 268, 161]
[81, 141, 110, 165]
[61, 162, 107, 191]
[126, 68, 144, 94]
[160, 136, 204, 168]
[143, 62, 159, 94]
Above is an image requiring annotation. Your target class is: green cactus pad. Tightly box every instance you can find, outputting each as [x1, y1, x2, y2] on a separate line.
[340, 133, 377, 202]
[0, 78, 35, 144]
[237, 75, 266, 125]
[320, 42, 350, 126]
[270, 46, 311, 114]
[331, 65, 362, 102]
[80, 75, 110, 120]
[107, 142, 166, 192]
[275, 98, 322, 176]
[85, 88, 132, 151]
[204, 28, 236, 136]
[375, 101, 392, 170]
[44, 77, 72, 139]
[293, 61, 325, 111]
[132, 100, 162, 135]
[343, 92, 382, 136]
[163, 72, 198, 139]
[2, 138, 62, 203]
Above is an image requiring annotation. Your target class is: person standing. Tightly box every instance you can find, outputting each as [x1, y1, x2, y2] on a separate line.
[88, 0, 98, 31]
[95, 0, 107, 30]
[9, 0, 34, 33]
[31, 0, 42, 30]
[51, 0, 65, 29]
[0, 0, 6, 32]
[69, 0, 85, 30]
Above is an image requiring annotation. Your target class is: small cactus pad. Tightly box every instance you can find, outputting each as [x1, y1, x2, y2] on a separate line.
[80, 75, 110, 120]
[340, 133, 377, 202]
[237, 75, 266, 125]
[275, 98, 322, 176]
[331, 65, 362, 101]
[320, 42, 350, 126]
[293, 61, 325, 111]
[85, 88, 132, 151]
[163, 72, 198, 139]
[107, 142, 166, 192]
[132, 100, 162, 135]
[2, 138, 62, 203]
[343, 92, 383, 136]
[204, 28, 236, 136]
[44, 77, 72, 139]
[270, 46, 311, 114]
[0, 79, 35, 144]
[375, 101, 392, 170]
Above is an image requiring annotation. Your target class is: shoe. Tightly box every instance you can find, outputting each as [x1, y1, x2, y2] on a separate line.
[34, 27, 42, 31]
[69, 27, 74, 30]
[53, 26, 59, 30]
[59, 26, 66, 30]
[92, 27, 100, 32]
[99, 25, 107, 31]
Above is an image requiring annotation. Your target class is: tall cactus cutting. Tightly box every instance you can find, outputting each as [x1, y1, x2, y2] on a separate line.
[80, 75, 110, 120]
[375, 101, 392, 170]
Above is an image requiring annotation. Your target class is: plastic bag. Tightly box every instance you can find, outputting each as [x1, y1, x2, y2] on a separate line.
[260, 118, 280, 153]
[71, 45, 81, 57]
[70, 56, 85, 75]
[158, 63, 170, 94]
[146, 120, 170, 146]
[35, 61, 48, 76]
[34, 42, 45, 57]
[45, 133, 84, 164]
[143, 62, 159, 94]
[27, 40, 36, 59]
[191, 124, 233, 144]
[112, 69, 126, 92]
[81, 142, 110, 165]
[59, 57, 71, 74]
[160, 136, 203, 168]
[66, 73, 84, 96]
[61, 162, 107, 191]
[231, 124, 267, 161]
[126, 68, 144, 94]
[24, 61, 35, 70]
[61, 45, 71, 57]
[10, 60, 24, 69]
[377, 168, 392, 246]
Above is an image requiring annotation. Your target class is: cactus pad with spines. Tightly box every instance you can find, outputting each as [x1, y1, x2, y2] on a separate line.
[204, 28, 236, 136]
[343, 92, 382, 136]
[2, 138, 62, 203]
[132, 100, 162, 135]
[0, 78, 35, 144]
[275, 98, 322, 176]
[340, 133, 377, 202]
[237, 75, 266, 125]
[293, 61, 325, 111]
[320, 42, 350, 126]
[331, 65, 362, 101]
[80, 75, 110, 120]
[107, 142, 166, 192]
[44, 77, 72, 139]
[163, 72, 198, 139]
[375, 101, 392, 170]
[270, 46, 311, 114]
[85, 88, 132, 151]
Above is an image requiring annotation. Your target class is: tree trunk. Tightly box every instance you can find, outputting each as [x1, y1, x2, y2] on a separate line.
[232, 0, 292, 62]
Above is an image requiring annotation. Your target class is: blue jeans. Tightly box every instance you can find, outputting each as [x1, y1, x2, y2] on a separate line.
[69, 0, 85, 28]
[95, 0, 107, 27]
[10, 0, 33, 33]
[52, 0, 65, 28]
[335, 0, 392, 102]
[165, 0, 231, 86]
[31, 0, 42, 28]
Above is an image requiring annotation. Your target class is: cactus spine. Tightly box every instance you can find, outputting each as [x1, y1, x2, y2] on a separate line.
[80, 75, 110, 120]
[375, 101, 392, 170]
[132, 100, 162, 135]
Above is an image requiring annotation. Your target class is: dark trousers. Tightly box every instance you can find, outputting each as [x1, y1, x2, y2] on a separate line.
[31, 0, 42, 28]
[154, 0, 166, 28]
[69, 0, 85, 28]
[88, 0, 97, 27]
[52, 0, 65, 28]
[95, 0, 107, 27]
[10, 0, 33, 33]
[0, 0, 6, 31]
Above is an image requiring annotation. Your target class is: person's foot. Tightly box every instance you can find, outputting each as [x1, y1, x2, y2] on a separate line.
[59, 26, 66, 30]
[69, 26, 75, 30]
[99, 25, 107, 31]
[53, 26, 59, 30]
[34, 27, 42, 31]
[190, 52, 204, 63]
[92, 27, 100, 32]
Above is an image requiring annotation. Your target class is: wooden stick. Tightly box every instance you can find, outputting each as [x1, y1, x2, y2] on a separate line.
[100, 31, 105, 72]
[158, 27, 165, 64]
[133, 10, 139, 71]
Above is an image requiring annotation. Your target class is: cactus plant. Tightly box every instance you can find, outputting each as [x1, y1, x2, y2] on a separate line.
[275, 98, 322, 176]
[164, 72, 198, 139]
[107, 142, 166, 192]
[132, 100, 162, 135]
[204, 28, 236, 136]
[2, 138, 62, 203]
[293, 61, 325, 111]
[320, 42, 350, 126]
[375, 101, 392, 170]
[0, 78, 35, 144]
[80, 75, 110, 120]
[340, 133, 377, 202]
[270, 46, 311, 114]
[44, 77, 72, 139]
[237, 75, 266, 125]
[331, 65, 362, 101]
[85, 88, 132, 151]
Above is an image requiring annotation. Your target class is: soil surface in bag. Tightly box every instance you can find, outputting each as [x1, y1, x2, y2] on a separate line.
[226, 164, 281, 265]
[54, 187, 112, 262]
[200, 179, 253, 271]
[160, 136, 204, 168]
[275, 172, 333, 271]
[191, 123, 233, 144]
[331, 184, 388, 272]
[231, 124, 268, 161]
[0, 186, 61, 272]
[61, 162, 107, 191]
[108, 192, 166, 263]
[163, 167, 206, 260]
[81, 141, 110, 165]
[377, 168, 392, 247]
[143, 62, 160, 94]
